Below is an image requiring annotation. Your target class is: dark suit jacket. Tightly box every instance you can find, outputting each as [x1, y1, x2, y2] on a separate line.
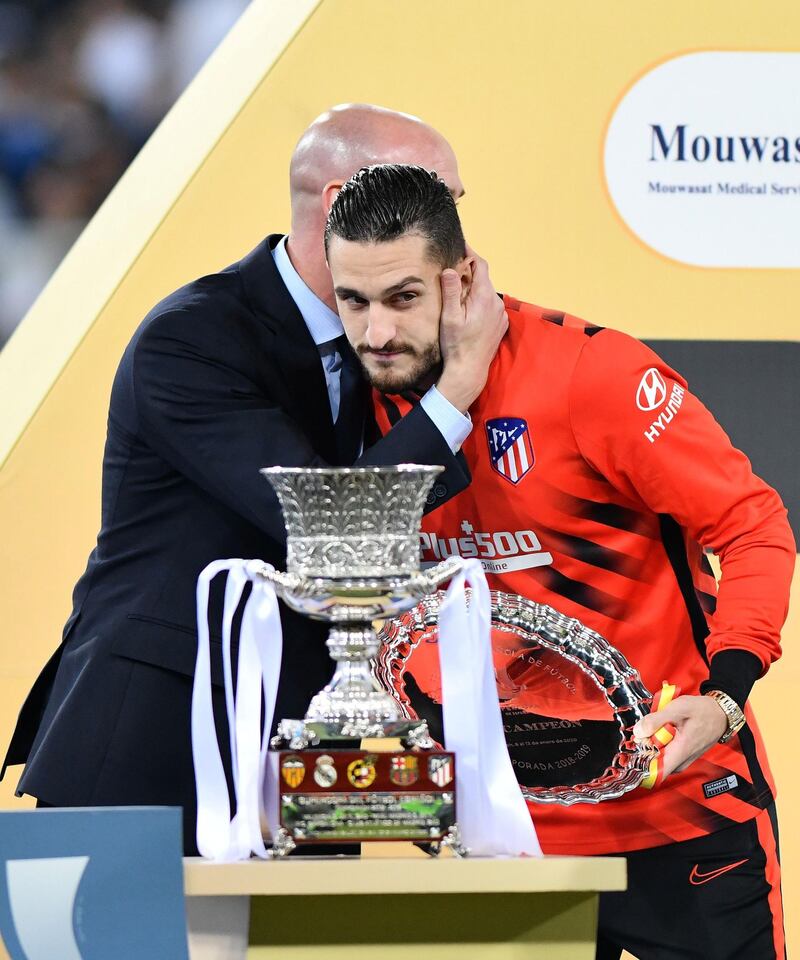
[2, 235, 468, 852]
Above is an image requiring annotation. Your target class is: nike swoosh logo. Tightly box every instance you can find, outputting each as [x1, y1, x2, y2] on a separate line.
[689, 859, 749, 885]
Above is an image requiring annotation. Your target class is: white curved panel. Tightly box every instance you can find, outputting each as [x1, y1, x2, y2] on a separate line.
[6, 856, 89, 960]
[604, 52, 800, 267]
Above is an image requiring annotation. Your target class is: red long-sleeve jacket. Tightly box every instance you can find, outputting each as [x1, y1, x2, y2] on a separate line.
[375, 297, 795, 854]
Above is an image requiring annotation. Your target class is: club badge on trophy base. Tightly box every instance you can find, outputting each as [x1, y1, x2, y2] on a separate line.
[276, 749, 456, 844]
[257, 465, 467, 858]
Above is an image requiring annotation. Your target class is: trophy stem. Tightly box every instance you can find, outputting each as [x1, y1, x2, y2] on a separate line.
[303, 622, 403, 737]
[326, 624, 380, 662]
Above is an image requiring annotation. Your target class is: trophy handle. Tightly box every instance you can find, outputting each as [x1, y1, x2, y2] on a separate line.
[411, 556, 464, 595]
[251, 566, 306, 596]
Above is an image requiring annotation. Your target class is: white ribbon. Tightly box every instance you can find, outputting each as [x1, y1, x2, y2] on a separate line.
[438, 558, 542, 857]
[192, 559, 283, 861]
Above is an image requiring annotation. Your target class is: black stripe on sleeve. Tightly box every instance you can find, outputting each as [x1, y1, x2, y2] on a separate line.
[545, 529, 644, 580]
[539, 567, 626, 621]
[578, 499, 655, 537]
[658, 514, 711, 665]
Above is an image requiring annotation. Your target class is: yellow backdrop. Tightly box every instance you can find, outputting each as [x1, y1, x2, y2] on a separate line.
[0, 0, 795, 954]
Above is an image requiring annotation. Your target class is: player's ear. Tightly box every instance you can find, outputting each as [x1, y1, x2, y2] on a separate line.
[456, 255, 475, 305]
[322, 180, 344, 215]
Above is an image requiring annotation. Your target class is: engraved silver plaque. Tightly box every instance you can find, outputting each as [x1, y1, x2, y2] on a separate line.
[377, 590, 658, 804]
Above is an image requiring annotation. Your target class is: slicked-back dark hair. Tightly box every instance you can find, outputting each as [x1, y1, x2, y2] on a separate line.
[324, 164, 466, 267]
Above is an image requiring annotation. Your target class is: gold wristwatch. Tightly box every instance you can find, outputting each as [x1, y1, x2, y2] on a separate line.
[704, 690, 746, 744]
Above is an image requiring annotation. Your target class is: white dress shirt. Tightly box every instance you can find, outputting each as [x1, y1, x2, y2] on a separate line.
[272, 236, 472, 452]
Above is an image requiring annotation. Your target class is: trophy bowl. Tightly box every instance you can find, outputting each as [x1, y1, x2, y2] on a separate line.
[259, 465, 461, 621]
[377, 590, 659, 804]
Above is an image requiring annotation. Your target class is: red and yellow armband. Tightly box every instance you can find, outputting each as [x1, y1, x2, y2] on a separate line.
[640, 682, 680, 790]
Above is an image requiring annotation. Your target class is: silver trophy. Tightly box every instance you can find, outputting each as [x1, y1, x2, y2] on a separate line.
[252, 464, 464, 855]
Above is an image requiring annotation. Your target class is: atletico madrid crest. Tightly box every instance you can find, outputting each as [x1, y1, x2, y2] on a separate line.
[485, 417, 535, 485]
[428, 755, 454, 787]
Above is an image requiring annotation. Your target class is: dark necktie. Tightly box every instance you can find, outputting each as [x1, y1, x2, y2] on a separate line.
[333, 335, 364, 464]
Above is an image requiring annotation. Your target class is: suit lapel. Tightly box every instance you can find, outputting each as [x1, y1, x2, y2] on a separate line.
[238, 235, 338, 462]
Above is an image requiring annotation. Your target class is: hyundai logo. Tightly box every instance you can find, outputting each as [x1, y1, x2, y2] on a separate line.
[636, 368, 667, 411]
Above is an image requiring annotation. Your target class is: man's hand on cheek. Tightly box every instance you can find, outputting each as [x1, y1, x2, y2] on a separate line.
[436, 248, 508, 413]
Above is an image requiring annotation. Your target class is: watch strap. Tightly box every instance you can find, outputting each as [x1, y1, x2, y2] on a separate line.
[704, 689, 746, 744]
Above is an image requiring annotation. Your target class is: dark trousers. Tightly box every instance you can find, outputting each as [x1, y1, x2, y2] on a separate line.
[596, 804, 785, 960]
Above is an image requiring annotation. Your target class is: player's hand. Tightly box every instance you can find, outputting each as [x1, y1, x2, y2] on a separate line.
[632, 694, 729, 779]
[436, 247, 508, 413]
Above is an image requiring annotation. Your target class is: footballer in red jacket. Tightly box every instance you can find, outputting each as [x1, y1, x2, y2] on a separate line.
[326, 164, 795, 960]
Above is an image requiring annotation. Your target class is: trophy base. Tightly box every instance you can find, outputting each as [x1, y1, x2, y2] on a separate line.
[267, 823, 469, 860]
[425, 824, 468, 859]
[272, 748, 460, 852]
[267, 827, 297, 859]
[272, 719, 436, 750]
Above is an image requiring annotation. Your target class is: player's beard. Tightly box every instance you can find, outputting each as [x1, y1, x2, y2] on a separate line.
[357, 340, 442, 395]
